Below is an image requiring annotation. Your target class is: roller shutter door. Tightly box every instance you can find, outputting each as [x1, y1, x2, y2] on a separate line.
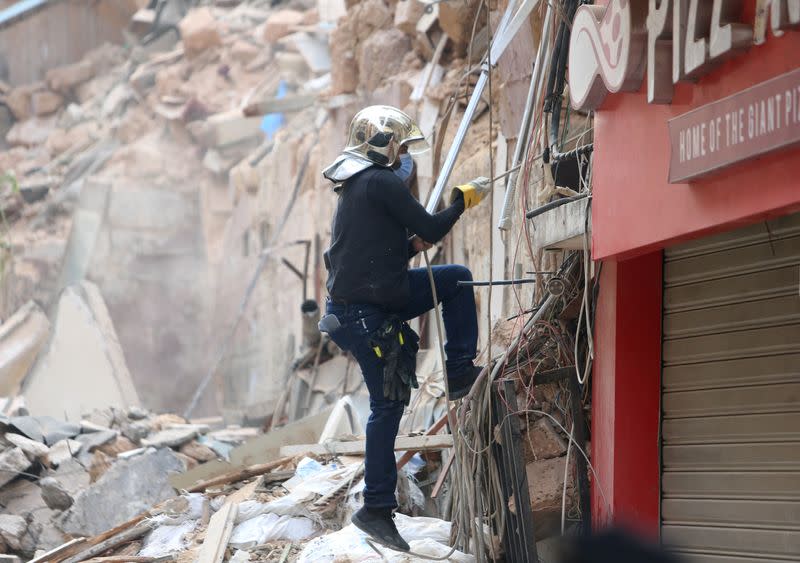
[661, 213, 800, 562]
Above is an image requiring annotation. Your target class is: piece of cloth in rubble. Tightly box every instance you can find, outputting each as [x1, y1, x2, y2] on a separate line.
[368, 316, 420, 405]
[324, 166, 464, 310]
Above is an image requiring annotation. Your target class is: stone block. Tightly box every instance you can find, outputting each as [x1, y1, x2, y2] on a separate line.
[97, 435, 138, 457]
[48, 439, 83, 467]
[58, 448, 185, 536]
[358, 29, 411, 92]
[0, 301, 50, 397]
[263, 10, 305, 43]
[30, 91, 64, 116]
[75, 429, 118, 452]
[39, 477, 73, 511]
[439, 0, 483, 47]
[526, 456, 569, 513]
[141, 426, 198, 449]
[0, 447, 31, 488]
[5, 88, 31, 121]
[46, 61, 95, 93]
[6, 116, 56, 147]
[230, 40, 262, 64]
[22, 282, 141, 422]
[395, 0, 426, 35]
[0, 514, 26, 552]
[5, 433, 49, 461]
[179, 440, 217, 462]
[524, 418, 568, 460]
[179, 8, 222, 57]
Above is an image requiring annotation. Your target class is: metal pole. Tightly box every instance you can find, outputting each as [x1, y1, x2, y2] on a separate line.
[498, 0, 554, 231]
[424, 0, 539, 213]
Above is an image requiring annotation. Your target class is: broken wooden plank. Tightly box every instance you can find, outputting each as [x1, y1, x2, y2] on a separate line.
[83, 557, 173, 563]
[28, 537, 86, 563]
[281, 434, 454, 457]
[395, 408, 453, 469]
[185, 455, 294, 493]
[431, 452, 455, 499]
[242, 93, 316, 117]
[196, 502, 238, 563]
[62, 522, 154, 563]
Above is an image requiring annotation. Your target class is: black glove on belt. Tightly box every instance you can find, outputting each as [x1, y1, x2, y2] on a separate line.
[368, 316, 420, 405]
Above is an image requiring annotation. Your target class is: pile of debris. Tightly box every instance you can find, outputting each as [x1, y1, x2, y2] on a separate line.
[0, 401, 261, 558]
[1, 405, 469, 562]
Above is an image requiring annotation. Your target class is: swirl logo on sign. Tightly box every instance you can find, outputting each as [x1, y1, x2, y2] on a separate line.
[568, 0, 648, 111]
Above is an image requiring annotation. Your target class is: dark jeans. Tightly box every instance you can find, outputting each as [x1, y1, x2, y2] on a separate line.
[325, 265, 478, 508]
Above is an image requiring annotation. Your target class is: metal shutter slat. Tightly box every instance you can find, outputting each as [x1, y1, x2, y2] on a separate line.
[662, 212, 800, 562]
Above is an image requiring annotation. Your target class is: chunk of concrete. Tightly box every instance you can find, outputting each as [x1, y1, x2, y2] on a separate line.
[2, 415, 81, 446]
[358, 29, 411, 92]
[30, 91, 64, 116]
[0, 301, 50, 397]
[75, 429, 118, 452]
[50, 457, 91, 498]
[58, 448, 185, 536]
[190, 111, 263, 148]
[0, 447, 31, 488]
[5, 433, 49, 461]
[39, 477, 73, 511]
[46, 61, 95, 93]
[284, 32, 331, 74]
[5, 87, 31, 121]
[6, 116, 56, 147]
[230, 40, 261, 64]
[141, 426, 197, 449]
[179, 440, 217, 462]
[394, 0, 426, 35]
[48, 439, 83, 467]
[528, 196, 592, 251]
[263, 10, 304, 42]
[22, 282, 141, 422]
[98, 435, 138, 457]
[179, 7, 222, 57]
[0, 514, 26, 551]
[525, 418, 568, 460]
[120, 420, 151, 443]
[438, 0, 483, 47]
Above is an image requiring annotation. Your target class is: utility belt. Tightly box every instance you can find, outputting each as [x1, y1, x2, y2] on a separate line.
[319, 309, 419, 405]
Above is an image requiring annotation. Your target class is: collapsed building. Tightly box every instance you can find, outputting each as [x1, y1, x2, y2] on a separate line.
[0, 0, 797, 562]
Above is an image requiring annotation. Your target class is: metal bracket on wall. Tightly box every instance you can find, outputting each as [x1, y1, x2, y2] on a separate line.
[494, 378, 540, 563]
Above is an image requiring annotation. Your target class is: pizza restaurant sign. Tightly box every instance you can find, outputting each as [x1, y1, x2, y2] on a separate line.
[568, 0, 800, 182]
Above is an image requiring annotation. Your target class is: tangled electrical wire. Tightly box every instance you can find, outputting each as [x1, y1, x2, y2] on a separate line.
[427, 1, 603, 561]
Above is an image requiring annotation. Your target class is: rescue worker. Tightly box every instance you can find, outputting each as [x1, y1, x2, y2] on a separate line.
[319, 106, 490, 551]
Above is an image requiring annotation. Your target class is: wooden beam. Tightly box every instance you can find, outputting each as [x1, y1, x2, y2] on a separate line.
[196, 502, 238, 563]
[395, 408, 454, 469]
[62, 522, 153, 563]
[280, 434, 453, 457]
[28, 538, 86, 563]
[185, 455, 294, 493]
[431, 453, 455, 499]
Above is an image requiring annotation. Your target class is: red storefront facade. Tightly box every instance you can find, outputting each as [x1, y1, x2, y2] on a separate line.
[578, 0, 800, 551]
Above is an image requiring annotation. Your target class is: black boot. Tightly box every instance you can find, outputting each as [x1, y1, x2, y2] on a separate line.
[448, 364, 483, 400]
[351, 506, 410, 552]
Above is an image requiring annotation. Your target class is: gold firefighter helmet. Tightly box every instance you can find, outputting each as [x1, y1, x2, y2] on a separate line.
[322, 105, 429, 183]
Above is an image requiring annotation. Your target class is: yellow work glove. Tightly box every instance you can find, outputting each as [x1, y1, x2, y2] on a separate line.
[450, 176, 491, 210]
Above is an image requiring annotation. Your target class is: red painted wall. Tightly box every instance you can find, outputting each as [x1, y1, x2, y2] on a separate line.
[592, 253, 663, 535]
[592, 22, 800, 260]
